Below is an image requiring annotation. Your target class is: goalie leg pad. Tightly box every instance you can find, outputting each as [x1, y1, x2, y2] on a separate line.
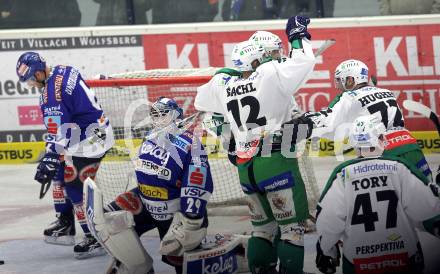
[84, 178, 153, 274]
[183, 234, 250, 274]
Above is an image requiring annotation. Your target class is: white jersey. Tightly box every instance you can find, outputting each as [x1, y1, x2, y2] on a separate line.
[317, 156, 440, 270]
[312, 86, 405, 142]
[195, 40, 315, 157]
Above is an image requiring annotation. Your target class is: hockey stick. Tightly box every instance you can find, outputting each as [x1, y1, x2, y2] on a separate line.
[314, 39, 336, 57]
[39, 179, 51, 199]
[402, 100, 440, 137]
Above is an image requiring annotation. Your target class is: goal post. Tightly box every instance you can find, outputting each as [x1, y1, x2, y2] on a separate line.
[86, 68, 320, 214]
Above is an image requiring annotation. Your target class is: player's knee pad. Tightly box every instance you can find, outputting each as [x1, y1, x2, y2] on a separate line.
[84, 178, 153, 273]
[251, 220, 278, 243]
[278, 221, 305, 246]
[247, 236, 278, 274]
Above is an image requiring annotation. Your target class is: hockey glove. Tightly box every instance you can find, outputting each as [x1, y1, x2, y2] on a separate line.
[285, 15, 311, 42]
[316, 239, 340, 274]
[35, 152, 60, 198]
[160, 212, 207, 256]
[281, 113, 314, 145]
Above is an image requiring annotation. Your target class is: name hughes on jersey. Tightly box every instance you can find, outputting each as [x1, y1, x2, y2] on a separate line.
[226, 83, 256, 97]
[358, 91, 395, 107]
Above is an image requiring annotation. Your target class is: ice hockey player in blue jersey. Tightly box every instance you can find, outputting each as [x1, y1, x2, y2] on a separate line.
[86, 97, 214, 274]
[16, 52, 114, 259]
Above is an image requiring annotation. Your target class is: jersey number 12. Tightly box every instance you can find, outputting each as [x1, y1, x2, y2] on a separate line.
[227, 96, 267, 130]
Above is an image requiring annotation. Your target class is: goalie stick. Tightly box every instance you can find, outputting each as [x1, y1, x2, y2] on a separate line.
[402, 100, 440, 137]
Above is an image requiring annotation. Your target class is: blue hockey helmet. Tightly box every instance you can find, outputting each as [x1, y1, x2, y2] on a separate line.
[16, 52, 46, 82]
[150, 97, 183, 128]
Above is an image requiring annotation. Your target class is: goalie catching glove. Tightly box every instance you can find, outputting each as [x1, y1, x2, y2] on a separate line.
[160, 212, 207, 256]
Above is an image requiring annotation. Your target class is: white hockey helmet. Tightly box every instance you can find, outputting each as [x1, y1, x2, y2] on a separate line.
[231, 40, 265, 72]
[249, 31, 283, 59]
[334, 59, 369, 91]
[349, 115, 387, 157]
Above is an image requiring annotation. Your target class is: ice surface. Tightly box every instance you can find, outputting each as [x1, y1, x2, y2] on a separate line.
[1, 156, 439, 274]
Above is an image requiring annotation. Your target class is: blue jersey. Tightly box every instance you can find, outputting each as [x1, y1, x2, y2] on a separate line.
[135, 130, 213, 221]
[40, 65, 113, 157]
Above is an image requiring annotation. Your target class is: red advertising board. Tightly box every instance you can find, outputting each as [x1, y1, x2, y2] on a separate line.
[143, 24, 440, 131]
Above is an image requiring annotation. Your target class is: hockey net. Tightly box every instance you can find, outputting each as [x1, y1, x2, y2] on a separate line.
[87, 68, 320, 214]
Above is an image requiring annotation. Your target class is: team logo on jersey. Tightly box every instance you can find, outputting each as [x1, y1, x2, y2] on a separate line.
[139, 184, 169, 200]
[271, 194, 287, 211]
[188, 165, 207, 187]
[54, 75, 63, 101]
[268, 191, 294, 220]
[44, 116, 61, 135]
[246, 198, 265, 221]
[140, 142, 171, 166]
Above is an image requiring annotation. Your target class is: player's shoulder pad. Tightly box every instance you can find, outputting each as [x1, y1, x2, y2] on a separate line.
[319, 157, 372, 202]
[379, 155, 430, 185]
[215, 68, 242, 77]
[169, 132, 192, 152]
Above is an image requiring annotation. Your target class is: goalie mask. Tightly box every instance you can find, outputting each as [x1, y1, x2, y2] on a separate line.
[349, 115, 387, 158]
[150, 97, 183, 129]
[249, 31, 283, 60]
[334, 59, 368, 91]
[231, 40, 265, 72]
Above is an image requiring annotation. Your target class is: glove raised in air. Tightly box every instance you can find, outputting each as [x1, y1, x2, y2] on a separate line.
[285, 15, 311, 42]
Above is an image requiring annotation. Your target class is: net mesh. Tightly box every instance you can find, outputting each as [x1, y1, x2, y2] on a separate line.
[89, 68, 319, 211]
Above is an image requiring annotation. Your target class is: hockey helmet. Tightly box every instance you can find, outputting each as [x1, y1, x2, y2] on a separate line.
[150, 97, 183, 128]
[16, 52, 46, 82]
[231, 40, 265, 72]
[349, 115, 386, 157]
[334, 59, 369, 91]
[249, 31, 283, 59]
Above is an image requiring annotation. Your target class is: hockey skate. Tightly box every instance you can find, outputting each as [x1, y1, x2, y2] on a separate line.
[43, 213, 75, 246]
[74, 235, 106, 259]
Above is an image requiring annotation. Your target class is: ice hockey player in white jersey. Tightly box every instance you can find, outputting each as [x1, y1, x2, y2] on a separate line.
[303, 59, 432, 179]
[315, 115, 440, 274]
[196, 15, 315, 274]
